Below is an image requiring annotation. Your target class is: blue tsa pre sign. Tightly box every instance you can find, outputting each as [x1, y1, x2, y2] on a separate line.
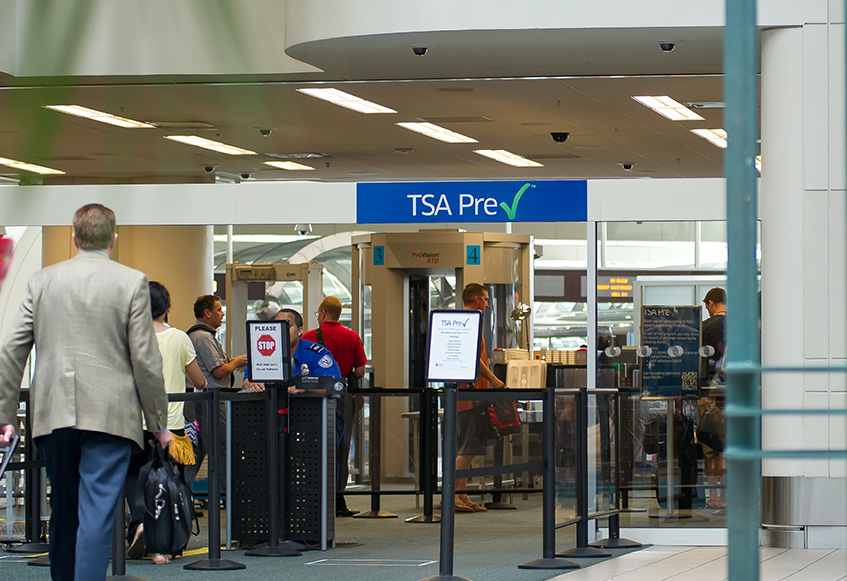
[356, 180, 587, 223]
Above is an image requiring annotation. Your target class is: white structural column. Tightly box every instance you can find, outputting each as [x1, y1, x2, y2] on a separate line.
[760, 23, 847, 547]
[760, 27, 806, 476]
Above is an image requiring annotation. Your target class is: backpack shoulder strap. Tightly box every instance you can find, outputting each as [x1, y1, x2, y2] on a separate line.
[187, 324, 215, 336]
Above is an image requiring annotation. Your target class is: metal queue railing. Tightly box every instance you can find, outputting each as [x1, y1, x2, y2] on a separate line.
[5, 382, 638, 574]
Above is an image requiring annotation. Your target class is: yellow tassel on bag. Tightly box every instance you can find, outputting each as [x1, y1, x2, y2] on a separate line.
[168, 432, 195, 466]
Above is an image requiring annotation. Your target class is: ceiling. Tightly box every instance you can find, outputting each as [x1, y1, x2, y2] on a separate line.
[0, 26, 746, 185]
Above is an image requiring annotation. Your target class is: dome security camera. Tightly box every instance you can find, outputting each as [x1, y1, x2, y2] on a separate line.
[240, 173, 250, 180]
[294, 223, 313, 236]
[204, 166, 215, 173]
[619, 163, 635, 172]
[258, 129, 273, 137]
[659, 41, 676, 52]
[551, 132, 570, 143]
[412, 46, 428, 56]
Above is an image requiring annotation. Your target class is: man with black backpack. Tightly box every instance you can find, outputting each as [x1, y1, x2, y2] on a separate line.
[183, 295, 247, 487]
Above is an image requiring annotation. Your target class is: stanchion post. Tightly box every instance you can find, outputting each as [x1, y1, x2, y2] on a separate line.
[519, 388, 580, 570]
[407, 388, 440, 523]
[557, 388, 610, 558]
[184, 389, 246, 571]
[419, 383, 470, 581]
[106, 485, 145, 581]
[355, 392, 397, 518]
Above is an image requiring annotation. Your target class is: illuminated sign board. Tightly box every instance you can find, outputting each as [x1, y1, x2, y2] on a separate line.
[580, 276, 634, 299]
[357, 180, 587, 223]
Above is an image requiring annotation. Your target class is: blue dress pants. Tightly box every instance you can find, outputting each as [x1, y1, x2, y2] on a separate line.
[37, 428, 132, 581]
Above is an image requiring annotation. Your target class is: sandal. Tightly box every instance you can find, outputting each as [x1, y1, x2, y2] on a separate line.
[466, 502, 488, 512]
[127, 525, 146, 559]
[454, 503, 474, 512]
[152, 553, 171, 565]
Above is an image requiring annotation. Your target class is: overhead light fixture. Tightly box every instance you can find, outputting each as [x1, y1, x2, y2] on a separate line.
[265, 152, 327, 160]
[632, 96, 704, 121]
[397, 122, 477, 143]
[755, 155, 762, 173]
[44, 105, 156, 128]
[0, 156, 65, 175]
[164, 135, 256, 155]
[474, 149, 543, 167]
[264, 161, 315, 171]
[296, 88, 396, 114]
[691, 128, 728, 149]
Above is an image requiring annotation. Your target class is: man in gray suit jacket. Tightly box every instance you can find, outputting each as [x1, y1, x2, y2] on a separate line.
[0, 204, 172, 581]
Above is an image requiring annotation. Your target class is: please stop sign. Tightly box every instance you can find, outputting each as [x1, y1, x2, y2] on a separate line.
[257, 334, 276, 356]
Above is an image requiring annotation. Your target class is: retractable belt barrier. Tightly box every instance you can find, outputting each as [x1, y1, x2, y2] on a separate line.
[6, 383, 639, 574]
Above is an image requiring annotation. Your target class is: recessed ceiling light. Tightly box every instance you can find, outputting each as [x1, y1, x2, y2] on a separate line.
[691, 128, 728, 149]
[632, 96, 704, 121]
[164, 135, 256, 155]
[0, 156, 65, 174]
[264, 161, 315, 171]
[396, 122, 477, 143]
[755, 155, 762, 173]
[44, 105, 156, 128]
[296, 88, 396, 114]
[474, 150, 543, 167]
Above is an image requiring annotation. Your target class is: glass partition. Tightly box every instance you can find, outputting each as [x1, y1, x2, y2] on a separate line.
[594, 219, 756, 530]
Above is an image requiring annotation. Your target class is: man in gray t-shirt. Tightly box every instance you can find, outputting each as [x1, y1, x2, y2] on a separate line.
[183, 295, 247, 487]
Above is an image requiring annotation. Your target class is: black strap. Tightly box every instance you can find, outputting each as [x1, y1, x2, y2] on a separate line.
[186, 324, 215, 336]
[186, 325, 234, 388]
[316, 325, 325, 346]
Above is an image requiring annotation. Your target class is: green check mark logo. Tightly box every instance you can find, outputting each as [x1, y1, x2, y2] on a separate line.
[500, 183, 531, 220]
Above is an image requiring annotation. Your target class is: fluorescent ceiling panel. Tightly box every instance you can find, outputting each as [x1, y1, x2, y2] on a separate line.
[45, 105, 156, 128]
[691, 128, 728, 149]
[0, 156, 65, 174]
[164, 136, 257, 155]
[296, 88, 396, 114]
[632, 95, 704, 121]
[474, 149, 543, 167]
[264, 161, 315, 171]
[396, 122, 477, 143]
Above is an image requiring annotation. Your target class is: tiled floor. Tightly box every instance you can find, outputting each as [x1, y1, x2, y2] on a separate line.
[549, 546, 847, 581]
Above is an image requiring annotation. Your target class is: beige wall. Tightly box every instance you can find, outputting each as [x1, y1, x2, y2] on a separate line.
[42, 225, 213, 332]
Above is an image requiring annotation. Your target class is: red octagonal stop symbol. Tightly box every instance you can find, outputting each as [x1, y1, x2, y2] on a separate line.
[257, 334, 276, 357]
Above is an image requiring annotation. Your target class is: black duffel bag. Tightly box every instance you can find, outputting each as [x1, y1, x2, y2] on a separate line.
[137, 442, 199, 557]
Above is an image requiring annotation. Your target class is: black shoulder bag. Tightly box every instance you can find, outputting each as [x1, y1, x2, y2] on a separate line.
[137, 442, 199, 556]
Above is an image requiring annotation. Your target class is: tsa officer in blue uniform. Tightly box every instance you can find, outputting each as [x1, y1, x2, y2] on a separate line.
[275, 308, 341, 391]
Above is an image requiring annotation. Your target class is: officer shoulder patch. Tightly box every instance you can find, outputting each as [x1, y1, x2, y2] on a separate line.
[308, 343, 324, 353]
[318, 355, 333, 369]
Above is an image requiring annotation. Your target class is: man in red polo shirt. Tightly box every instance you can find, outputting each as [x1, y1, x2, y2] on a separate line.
[303, 296, 367, 516]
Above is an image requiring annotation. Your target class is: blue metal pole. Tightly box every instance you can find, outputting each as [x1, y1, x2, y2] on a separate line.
[724, 0, 761, 579]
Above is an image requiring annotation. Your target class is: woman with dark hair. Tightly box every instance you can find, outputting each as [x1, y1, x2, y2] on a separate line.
[126, 281, 207, 565]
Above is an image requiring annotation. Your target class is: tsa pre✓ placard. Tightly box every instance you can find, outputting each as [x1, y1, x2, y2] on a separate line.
[640, 305, 702, 398]
[427, 310, 483, 384]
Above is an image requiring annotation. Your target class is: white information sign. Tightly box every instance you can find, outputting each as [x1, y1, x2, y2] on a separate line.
[246, 320, 290, 382]
[427, 310, 482, 383]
